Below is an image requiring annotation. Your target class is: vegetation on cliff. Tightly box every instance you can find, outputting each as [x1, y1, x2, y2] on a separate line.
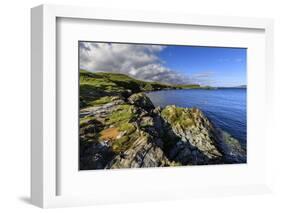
[79, 70, 246, 170]
[80, 70, 203, 108]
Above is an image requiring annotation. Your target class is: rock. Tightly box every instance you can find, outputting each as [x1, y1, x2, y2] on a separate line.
[218, 131, 246, 163]
[140, 116, 154, 127]
[80, 98, 125, 119]
[128, 93, 155, 112]
[79, 141, 115, 170]
[107, 132, 170, 169]
[160, 105, 223, 164]
[80, 88, 246, 169]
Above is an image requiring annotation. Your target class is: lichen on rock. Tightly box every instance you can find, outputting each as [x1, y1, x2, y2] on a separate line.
[160, 105, 223, 164]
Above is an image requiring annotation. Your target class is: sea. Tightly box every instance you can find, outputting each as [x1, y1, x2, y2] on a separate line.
[146, 88, 247, 147]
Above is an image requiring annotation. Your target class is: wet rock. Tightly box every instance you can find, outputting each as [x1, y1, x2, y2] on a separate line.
[218, 131, 246, 163]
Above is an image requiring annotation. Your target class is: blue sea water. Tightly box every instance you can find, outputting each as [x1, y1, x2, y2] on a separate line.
[146, 89, 247, 147]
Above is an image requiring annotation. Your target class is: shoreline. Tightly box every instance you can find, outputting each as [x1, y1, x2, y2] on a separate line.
[79, 71, 246, 170]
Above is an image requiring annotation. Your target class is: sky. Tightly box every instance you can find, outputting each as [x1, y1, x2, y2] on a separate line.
[79, 42, 246, 87]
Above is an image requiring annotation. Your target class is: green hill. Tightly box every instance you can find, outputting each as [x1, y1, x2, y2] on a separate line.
[80, 70, 202, 108]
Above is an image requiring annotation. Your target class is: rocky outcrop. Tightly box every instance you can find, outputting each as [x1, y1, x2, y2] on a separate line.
[79, 93, 170, 170]
[106, 132, 170, 169]
[79, 92, 246, 170]
[159, 105, 246, 165]
[160, 105, 223, 164]
[128, 93, 155, 112]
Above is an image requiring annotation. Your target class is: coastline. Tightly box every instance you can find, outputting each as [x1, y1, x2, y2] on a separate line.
[146, 88, 247, 146]
[79, 70, 246, 170]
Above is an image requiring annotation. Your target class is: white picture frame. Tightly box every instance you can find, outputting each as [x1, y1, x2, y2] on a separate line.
[31, 4, 274, 208]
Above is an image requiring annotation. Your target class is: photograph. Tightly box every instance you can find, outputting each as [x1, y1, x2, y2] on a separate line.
[79, 41, 247, 170]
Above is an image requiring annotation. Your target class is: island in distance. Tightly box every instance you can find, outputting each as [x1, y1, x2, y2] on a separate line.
[79, 70, 246, 170]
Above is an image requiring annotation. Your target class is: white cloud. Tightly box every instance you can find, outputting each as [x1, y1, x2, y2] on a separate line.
[79, 42, 192, 85]
[190, 71, 217, 86]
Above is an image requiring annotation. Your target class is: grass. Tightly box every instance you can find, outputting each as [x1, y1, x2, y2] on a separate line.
[99, 104, 138, 153]
[175, 84, 201, 89]
[108, 123, 137, 153]
[89, 96, 117, 106]
[79, 69, 212, 108]
[80, 70, 130, 108]
[80, 69, 142, 94]
[112, 135, 131, 153]
[106, 104, 135, 125]
[119, 123, 136, 135]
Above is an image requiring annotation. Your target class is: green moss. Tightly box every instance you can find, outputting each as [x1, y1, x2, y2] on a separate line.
[161, 106, 194, 128]
[111, 123, 137, 153]
[106, 104, 135, 125]
[80, 115, 94, 127]
[112, 136, 131, 153]
[105, 106, 138, 153]
[119, 123, 136, 135]
[89, 96, 116, 106]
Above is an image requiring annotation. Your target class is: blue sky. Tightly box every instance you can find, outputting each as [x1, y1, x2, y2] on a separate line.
[158, 46, 247, 87]
[80, 42, 247, 87]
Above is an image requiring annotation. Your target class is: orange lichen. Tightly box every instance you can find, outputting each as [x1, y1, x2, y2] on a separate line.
[99, 127, 120, 140]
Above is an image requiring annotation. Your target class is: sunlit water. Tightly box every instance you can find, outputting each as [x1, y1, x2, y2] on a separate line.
[146, 89, 247, 147]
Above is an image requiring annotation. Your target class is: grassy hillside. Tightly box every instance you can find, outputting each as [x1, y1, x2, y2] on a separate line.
[80, 70, 201, 108]
[175, 84, 202, 89]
